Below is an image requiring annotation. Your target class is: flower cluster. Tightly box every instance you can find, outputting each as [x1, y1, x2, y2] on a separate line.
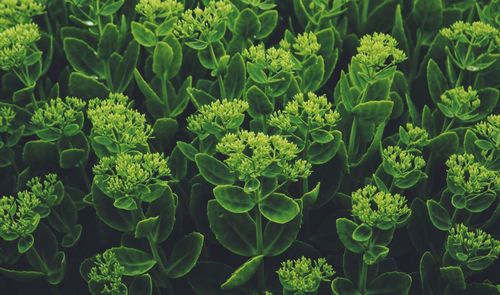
[0, 106, 15, 133]
[88, 251, 126, 295]
[382, 146, 426, 177]
[27, 174, 61, 209]
[0, 0, 45, 29]
[217, 131, 312, 181]
[351, 185, 411, 229]
[93, 152, 171, 206]
[475, 114, 499, 148]
[244, 43, 298, 74]
[293, 32, 321, 56]
[88, 94, 152, 152]
[187, 99, 249, 137]
[447, 224, 499, 269]
[354, 32, 407, 70]
[174, 0, 233, 41]
[439, 86, 480, 121]
[399, 123, 429, 149]
[135, 0, 183, 22]
[441, 21, 499, 48]
[31, 97, 86, 135]
[277, 257, 334, 294]
[0, 22, 41, 71]
[0, 191, 41, 241]
[269, 92, 340, 132]
[446, 154, 498, 195]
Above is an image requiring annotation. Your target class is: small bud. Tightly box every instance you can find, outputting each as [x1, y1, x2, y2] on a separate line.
[277, 256, 334, 294]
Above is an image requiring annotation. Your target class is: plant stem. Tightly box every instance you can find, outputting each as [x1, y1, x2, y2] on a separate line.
[348, 117, 358, 160]
[208, 43, 226, 98]
[137, 207, 168, 275]
[358, 260, 368, 293]
[255, 191, 265, 293]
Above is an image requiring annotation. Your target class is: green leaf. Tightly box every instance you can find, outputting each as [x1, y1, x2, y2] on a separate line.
[234, 9, 261, 38]
[129, 274, 152, 295]
[301, 56, 324, 92]
[221, 255, 263, 289]
[131, 22, 157, 47]
[331, 277, 359, 295]
[92, 183, 135, 233]
[426, 200, 452, 231]
[195, 153, 235, 185]
[363, 245, 389, 265]
[366, 271, 411, 295]
[165, 232, 204, 278]
[153, 41, 173, 80]
[465, 193, 495, 213]
[63, 37, 103, 76]
[302, 182, 320, 211]
[134, 216, 160, 239]
[256, 11, 278, 39]
[427, 59, 448, 105]
[176, 141, 198, 161]
[224, 53, 246, 99]
[353, 101, 394, 125]
[352, 224, 372, 242]
[439, 266, 465, 290]
[110, 247, 156, 276]
[336, 218, 364, 254]
[207, 200, 258, 256]
[259, 193, 300, 224]
[246, 85, 273, 118]
[22, 140, 58, 170]
[0, 267, 45, 280]
[213, 185, 255, 213]
[263, 207, 302, 256]
[98, 24, 119, 59]
[306, 130, 341, 164]
[69, 72, 109, 99]
[412, 0, 443, 31]
[17, 235, 34, 254]
[427, 132, 458, 157]
[113, 41, 140, 92]
[100, 0, 124, 15]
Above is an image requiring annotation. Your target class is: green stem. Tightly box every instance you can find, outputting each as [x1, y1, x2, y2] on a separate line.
[358, 260, 368, 293]
[137, 207, 168, 274]
[255, 191, 265, 293]
[28, 246, 48, 274]
[348, 117, 358, 160]
[455, 70, 464, 88]
[208, 43, 226, 98]
[451, 207, 459, 224]
[161, 77, 171, 116]
[104, 61, 114, 91]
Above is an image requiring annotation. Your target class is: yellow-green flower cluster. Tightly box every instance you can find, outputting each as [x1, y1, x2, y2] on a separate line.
[0, 0, 45, 29]
[446, 154, 498, 195]
[293, 32, 321, 56]
[187, 99, 248, 136]
[135, 0, 183, 21]
[475, 114, 499, 148]
[441, 21, 499, 48]
[0, 191, 41, 241]
[31, 97, 86, 130]
[277, 257, 334, 294]
[439, 86, 480, 121]
[447, 224, 499, 264]
[0, 22, 40, 71]
[217, 131, 312, 181]
[399, 123, 429, 149]
[93, 152, 171, 199]
[351, 185, 410, 229]
[174, 0, 233, 40]
[88, 94, 152, 150]
[354, 32, 407, 70]
[88, 251, 126, 295]
[382, 146, 425, 177]
[27, 173, 60, 207]
[244, 43, 297, 73]
[269, 92, 340, 131]
[0, 106, 15, 133]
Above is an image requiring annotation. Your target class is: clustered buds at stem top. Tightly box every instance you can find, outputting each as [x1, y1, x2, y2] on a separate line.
[354, 32, 407, 71]
[31, 97, 86, 139]
[475, 114, 499, 148]
[135, 0, 183, 22]
[173, 0, 233, 42]
[398, 123, 429, 150]
[438, 86, 480, 121]
[187, 99, 249, 138]
[293, 32, 321, 56]
[445, 153, 498, 196]
[0, 0, 45, 29]
[0, 106, 15, 133]
[382, 146, 426, 177]
[216, 130, 312, 181]
[0, 22, 41, 71]
[244, 43, 298, 74]
[93, 152, 171, 210]
[446, 224, 499, 271]
[351, 185, 411, 230]
[88, 250, 126, 295]
[27, 173, 63, 213]
[277, 256, 334, 294]
[0, 192, 40, 241]
[88, 93, 153, 153]
[269, 92, 340, 132]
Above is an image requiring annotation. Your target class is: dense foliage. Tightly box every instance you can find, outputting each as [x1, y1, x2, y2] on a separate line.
[0, 0, 499, 294]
